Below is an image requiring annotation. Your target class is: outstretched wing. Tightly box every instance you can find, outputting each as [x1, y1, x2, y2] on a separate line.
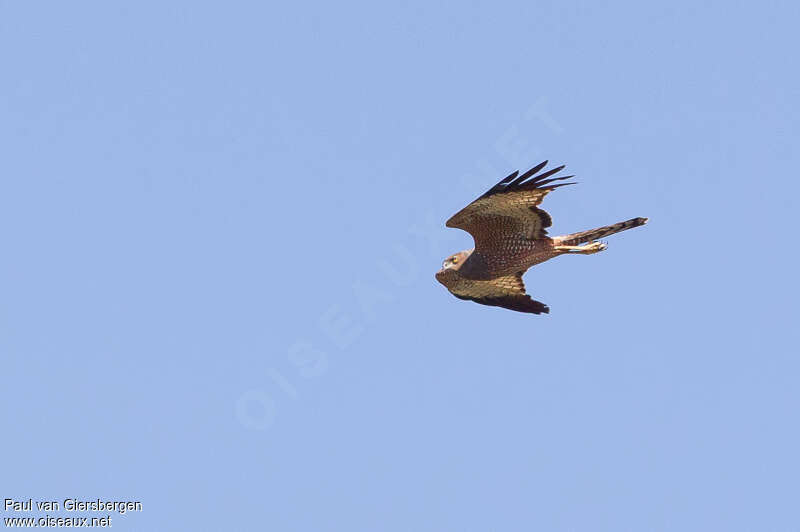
[446, 161, 574, 249]
[437, 269, 549, 315]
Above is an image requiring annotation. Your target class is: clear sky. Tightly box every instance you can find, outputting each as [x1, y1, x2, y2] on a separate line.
[1, 1, 798, 530]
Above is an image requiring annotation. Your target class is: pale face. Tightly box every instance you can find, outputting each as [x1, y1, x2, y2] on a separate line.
[440, 250, 470, 271]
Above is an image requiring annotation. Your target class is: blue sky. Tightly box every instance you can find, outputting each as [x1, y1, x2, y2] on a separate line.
[1, 1, 798, 530]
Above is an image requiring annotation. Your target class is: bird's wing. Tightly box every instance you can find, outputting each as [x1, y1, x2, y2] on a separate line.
[440, 270, 549, 315]
[446, 161, 574, 250]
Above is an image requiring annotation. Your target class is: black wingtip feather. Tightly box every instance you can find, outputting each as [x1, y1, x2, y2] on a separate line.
[501, 170, 519, 183]
[483, 170, 519, 196]
[544, 182, 576, 191]
[476, 296, 550, 314]
[527, 165, 565, 184]
[512, 160, 548, 184]
[482, 161, 572, 198]
[529, 175, 573, 188]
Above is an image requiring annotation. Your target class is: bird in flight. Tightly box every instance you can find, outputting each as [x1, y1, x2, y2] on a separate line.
[436, 161, 647, 314]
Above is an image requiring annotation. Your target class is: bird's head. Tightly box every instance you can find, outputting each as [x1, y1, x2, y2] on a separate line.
[438, 250, 472, 274]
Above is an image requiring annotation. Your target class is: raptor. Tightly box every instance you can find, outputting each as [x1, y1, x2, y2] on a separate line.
[436, 161, 647, 314]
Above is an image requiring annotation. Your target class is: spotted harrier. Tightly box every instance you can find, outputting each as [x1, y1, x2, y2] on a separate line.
[436, 161, 647, 314]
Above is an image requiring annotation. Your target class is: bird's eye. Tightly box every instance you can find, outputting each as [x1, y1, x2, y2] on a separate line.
[452, 257, 458, 264]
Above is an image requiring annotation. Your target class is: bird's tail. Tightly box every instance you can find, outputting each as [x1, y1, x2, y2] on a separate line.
[557, 217, 648, 245]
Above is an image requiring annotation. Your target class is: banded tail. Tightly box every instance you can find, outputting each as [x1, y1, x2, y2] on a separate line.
[558, 217, 648, 245]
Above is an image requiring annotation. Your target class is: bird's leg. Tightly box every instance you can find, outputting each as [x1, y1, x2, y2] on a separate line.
[554, 241, 607, 254]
